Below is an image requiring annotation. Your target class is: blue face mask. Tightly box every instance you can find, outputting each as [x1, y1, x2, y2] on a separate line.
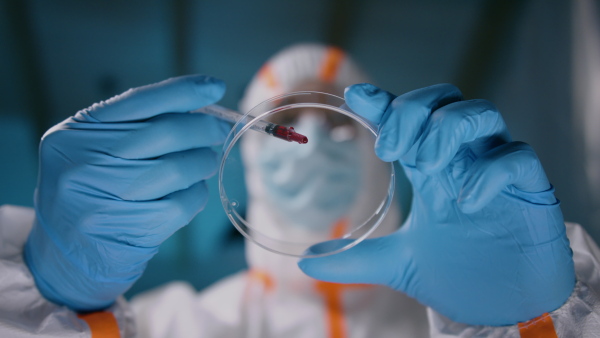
[258, 114, 362, 231]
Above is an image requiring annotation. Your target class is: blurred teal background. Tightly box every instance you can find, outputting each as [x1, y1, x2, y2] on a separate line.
[1, 0, 597, 298]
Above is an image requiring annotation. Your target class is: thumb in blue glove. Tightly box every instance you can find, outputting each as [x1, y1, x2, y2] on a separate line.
[299, 83, 575, 326]
[24, 75, 230, 312]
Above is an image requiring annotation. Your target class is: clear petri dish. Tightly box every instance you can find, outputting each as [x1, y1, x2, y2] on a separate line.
[219, 91, 395, 258]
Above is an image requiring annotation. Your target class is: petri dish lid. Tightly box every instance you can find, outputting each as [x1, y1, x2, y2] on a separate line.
[219, 91, 395, 258]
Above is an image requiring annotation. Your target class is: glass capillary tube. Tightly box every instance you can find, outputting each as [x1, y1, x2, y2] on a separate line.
[191, 105, 308, 144]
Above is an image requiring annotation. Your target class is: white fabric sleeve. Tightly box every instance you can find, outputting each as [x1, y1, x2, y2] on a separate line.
[129, 272, 248, 338]
[0, 205, 136, 338]
[428, 222, 600, 337]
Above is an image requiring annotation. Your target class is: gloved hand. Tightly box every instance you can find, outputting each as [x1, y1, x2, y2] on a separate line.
[24, 75, 230, 312]
[299, 83, 576, 326]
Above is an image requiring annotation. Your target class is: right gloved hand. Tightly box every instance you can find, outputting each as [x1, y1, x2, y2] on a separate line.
[299, 83, 575, 326]
[24, 75, 230, 312]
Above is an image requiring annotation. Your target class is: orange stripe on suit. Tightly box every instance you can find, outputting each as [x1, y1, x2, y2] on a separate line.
[77, 311, 120, 338]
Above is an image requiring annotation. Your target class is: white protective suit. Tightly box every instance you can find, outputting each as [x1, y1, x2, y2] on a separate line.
[1, 43, 600, 337]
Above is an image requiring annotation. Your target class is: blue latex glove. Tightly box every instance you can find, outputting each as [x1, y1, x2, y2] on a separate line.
[299, 83, 575, 326]
[24, 75, 230, 312]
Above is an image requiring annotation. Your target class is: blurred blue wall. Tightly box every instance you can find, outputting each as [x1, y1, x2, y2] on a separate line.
[1, 0, 596, 297]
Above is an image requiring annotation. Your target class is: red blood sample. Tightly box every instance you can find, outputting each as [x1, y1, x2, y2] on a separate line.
[271, 125, 308, 144]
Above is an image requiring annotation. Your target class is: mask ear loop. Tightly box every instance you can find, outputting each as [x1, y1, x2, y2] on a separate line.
[329, 125, 355, 143]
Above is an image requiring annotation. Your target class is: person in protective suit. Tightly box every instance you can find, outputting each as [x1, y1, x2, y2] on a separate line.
[0, 44, 599, 337]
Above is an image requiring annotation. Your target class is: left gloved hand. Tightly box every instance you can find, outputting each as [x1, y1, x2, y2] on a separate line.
[24, 75, 229, 312]
[298, 83, 575, 326]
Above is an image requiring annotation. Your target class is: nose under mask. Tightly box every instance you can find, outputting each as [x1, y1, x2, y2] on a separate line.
[258, 114, 363, 232]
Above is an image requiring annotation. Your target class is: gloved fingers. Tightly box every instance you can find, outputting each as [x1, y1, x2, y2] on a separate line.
[344, 83, 397, 126]
[416, 99, 511, 174]
[458, 141, 552, 213]
[107, 147, 219, 201]
[376, 84, 463, 162]
[109, 113, 230, 159]
[78, 75, 226, 123]
[298, 233, 410, 288]
[149, 180, 210, 245]
[91, 181, 210, 248]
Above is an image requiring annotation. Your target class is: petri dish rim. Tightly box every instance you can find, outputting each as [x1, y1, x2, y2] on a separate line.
[218, 91, 395, 258]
